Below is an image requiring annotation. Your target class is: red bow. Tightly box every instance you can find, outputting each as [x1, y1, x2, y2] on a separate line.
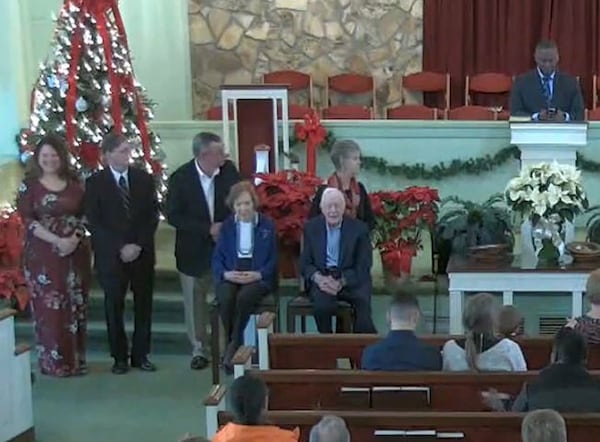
[294, 110, 327, 175]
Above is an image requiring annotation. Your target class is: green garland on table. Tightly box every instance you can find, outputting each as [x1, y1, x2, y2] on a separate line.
[281, 131, 600, 180]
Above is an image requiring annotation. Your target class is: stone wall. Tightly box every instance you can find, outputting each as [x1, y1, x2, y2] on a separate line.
[189, 0, 423, 119]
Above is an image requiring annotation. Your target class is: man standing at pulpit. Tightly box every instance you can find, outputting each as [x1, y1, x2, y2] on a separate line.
[510, 40, 584, 121]
[301, 188, 376, 334]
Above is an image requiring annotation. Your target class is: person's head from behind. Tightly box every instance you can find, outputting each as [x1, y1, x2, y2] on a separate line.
[226, 181, 259, 222]
[330, 139, 362, 178]
[585, 269, 600, 309]
[535, 40, 559, 76]
[101, 132, 131, 172]
[387, 289, 421, 332]
[192, 132, 225, 174]
[497, 305, 523, 338]
[521, 409, 566, 442]
[229, 373, 268, 425]
[309, 415, 350, 442]
[463, 293, 499, 371]
[320, 187, 346, 226]
[551, 327, 587, 366]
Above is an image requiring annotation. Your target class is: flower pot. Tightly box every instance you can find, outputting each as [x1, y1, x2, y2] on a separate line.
[380, 250, 413, 289]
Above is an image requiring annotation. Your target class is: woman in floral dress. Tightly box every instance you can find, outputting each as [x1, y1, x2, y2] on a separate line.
[17, 134, 91, 377]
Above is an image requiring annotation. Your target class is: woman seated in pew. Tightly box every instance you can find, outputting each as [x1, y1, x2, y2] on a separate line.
[212, 374, 299, 442]
[309, 139, 375, 231]
[483, 328, 600, 412]
[498, 305, 524, 339]
[565, 269, 600, 344]
[212, 182, 278, 373]
[443, 293, 527, 372]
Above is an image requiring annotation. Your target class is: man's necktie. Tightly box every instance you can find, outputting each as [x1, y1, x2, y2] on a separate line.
[542, 76, 553, 106]
[118, 175, 130, 217]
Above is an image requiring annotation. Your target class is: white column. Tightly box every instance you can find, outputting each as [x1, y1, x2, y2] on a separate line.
[449, 290, 464, 334]
[572, 291, 583, 318]
[502, 291, 513, 306]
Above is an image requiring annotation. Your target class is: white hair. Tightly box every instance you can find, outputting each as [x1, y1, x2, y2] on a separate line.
[320, 187, 345, 209]
[309, 415, 350, 442]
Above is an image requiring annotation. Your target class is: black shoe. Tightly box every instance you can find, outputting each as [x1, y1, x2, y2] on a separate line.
[131, 357, 157, 372]
[112, 360, 129, 375]
[190, 355, 209, 370]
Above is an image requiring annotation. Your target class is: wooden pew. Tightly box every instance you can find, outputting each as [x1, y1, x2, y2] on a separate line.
[246, 369, 539, 411]
[263, 333, 600, 371]
[213, 410, 600, 442]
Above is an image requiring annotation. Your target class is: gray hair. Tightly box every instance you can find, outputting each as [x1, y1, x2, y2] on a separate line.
[309, 415, 350, 442]
[330, 139, 361, 170]
[535, 40, 558, 52]
[521, 409, 567, 442]
[192, 132, 222, 157]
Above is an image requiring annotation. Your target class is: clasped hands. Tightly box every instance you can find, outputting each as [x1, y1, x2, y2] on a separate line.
[54, 233, 80, 257]
[224, 270, 261, 284]
[314, 272, 343, 296]
[120, 244, 142, 263]
[539, 109, 567, 121]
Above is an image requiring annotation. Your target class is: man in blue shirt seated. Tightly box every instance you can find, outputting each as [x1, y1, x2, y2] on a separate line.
[361, 291, 442, 371]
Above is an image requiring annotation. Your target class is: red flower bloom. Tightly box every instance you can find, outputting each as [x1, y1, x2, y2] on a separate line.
[0, 208, 28, 310]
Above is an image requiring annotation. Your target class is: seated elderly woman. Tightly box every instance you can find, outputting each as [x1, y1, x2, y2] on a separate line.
[212, 374, 299, 442]
[443, 293, 527, 372]
[309, 139, 375, 231]
[212, 181, 277, 372]
[565, 268, 600, 343]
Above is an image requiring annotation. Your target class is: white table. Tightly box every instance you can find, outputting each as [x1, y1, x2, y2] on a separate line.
[447, 254, 592, 334]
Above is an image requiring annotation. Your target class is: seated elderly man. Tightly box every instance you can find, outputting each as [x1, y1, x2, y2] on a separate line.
[309, 415, 350, 442]
[521, 409, 567, 442]
[301, 187, 376, 334]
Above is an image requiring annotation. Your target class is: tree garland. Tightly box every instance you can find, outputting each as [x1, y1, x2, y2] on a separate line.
[282, 131, 600, 180]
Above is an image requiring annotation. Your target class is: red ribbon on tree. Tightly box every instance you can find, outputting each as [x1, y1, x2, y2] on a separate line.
[294, 110, 327, 175]
[63, 0, 152, 165]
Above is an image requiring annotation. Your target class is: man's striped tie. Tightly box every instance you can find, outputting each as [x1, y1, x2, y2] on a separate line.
[118, 175, 130, 217]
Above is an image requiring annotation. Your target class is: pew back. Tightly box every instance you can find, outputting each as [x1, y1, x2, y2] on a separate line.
[217, 410, 600, 442]
[268, 334, 600, 370]
[249, 369, 539, 411]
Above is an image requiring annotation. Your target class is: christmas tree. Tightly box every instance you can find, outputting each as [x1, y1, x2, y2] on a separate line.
[18, 0, 167, 201]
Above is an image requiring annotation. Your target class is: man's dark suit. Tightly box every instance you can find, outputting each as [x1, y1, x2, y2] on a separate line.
[361, 330, 442, 371]
[164, 159, 240, 277]
[84, 167, 159, 363]
[510, 69, 584, 121]
[301, 215, 376, 334]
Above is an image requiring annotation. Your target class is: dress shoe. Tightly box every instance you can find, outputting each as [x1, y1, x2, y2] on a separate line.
[112, 360, 129, 375]
[131, 357, 157, 372]
[190, 355, 209, 370]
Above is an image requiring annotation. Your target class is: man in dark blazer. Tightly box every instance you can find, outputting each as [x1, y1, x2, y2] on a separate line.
[165, 132, 240, 369]
[85, 132, 159, 374]
[361, 292, 441, 371]
[301, 187, 376, 334]
[510, 40, 584, 121]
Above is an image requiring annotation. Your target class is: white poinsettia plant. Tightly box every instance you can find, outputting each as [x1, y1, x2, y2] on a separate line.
[505, 162, 589, 223]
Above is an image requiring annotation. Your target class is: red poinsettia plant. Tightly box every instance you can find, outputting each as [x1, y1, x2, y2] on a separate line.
[254, 170, 323, 248]
[0, 207, 28, 311]
[370, 187, 440, 276]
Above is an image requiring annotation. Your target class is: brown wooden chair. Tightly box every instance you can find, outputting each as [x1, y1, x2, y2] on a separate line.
[323, 73, 375, 119]
[286, 293, 354, 333]
[386, 105, 438, 120]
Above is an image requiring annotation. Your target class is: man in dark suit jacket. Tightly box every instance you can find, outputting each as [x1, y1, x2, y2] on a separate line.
[301, 187, 376, 334]
[165, 132, 240, 369]
[85, 132, 159, 374]
[510, 40, 584, 121]
[361, 292, 441, 371]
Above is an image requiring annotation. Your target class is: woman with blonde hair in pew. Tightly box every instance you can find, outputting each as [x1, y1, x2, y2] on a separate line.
[442, 293, 527, 372]
[565, 268, 600, 344]
[212, 374, 299, 442]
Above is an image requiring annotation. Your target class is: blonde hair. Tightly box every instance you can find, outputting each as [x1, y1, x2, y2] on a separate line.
[521, 409, 567, 442]
[462, 293, 499, 372]
[586, 269, 600, 305]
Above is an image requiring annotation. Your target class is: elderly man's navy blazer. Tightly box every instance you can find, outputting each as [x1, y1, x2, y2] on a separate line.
[301, 215, 372, 295]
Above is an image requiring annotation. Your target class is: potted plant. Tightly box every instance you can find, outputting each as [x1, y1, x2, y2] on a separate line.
[505, 162, 588, 263]
[435, 193, 514, 272]
[586, 205, 600, 243]
[0, 207, 29, 312]
[370, 187, 439, 284]
[254, 170, 322, 278]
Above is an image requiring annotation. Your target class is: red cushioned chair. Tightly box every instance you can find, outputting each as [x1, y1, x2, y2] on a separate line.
[401, 71, 450, 112]
[446, 105, 498, 120]
[263, 70, 314, 119]
[386, 104, 439, 120]
[465, 72, 513, 120]
[323, 73, 375, 119]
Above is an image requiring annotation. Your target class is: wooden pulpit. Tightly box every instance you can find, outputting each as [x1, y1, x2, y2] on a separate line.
[220, 85, 291, 177]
